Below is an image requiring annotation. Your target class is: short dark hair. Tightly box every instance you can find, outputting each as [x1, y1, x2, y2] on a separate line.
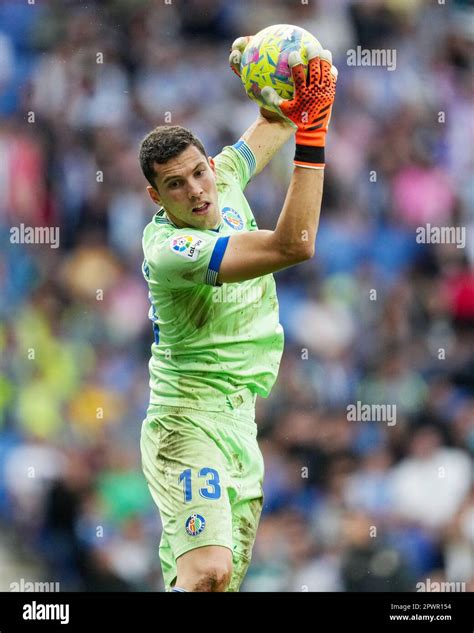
[139, 125, 207, 189]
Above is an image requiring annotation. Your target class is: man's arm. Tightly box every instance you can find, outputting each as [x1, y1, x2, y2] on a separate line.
[240, 109, 294, 176]
[218, 44, 337, 284]
[217, 166, 322, 283]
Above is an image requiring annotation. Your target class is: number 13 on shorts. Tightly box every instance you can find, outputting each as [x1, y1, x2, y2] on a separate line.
[179, 467, 222, 502]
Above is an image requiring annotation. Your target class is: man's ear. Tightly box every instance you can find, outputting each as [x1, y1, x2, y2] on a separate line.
[208, 156, 216, 176]
[147, 185, 161, 206]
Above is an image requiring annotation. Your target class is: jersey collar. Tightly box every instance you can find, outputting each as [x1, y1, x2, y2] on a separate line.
[155, 207, 223, 232]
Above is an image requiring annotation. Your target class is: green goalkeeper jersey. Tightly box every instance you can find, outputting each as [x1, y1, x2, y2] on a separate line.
[142, 141, 284, 410]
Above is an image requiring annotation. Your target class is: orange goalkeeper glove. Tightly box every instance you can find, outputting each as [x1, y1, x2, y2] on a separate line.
[261, 43, 338, 169]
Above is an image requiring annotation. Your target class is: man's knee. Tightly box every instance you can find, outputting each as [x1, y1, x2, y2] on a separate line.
[176, 546, 233, 592]
[191, 560, 232, 592]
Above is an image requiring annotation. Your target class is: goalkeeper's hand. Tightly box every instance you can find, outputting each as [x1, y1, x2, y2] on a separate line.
[229, 36, 252, 78]
[261, 42, 338, 169]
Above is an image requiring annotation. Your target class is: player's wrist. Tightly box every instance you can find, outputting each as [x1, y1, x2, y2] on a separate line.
[259, 106, 288, 124]
[294, 144, 325, 169]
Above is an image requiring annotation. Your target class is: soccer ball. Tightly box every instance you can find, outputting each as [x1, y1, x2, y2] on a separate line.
[240, 24, 321, 113]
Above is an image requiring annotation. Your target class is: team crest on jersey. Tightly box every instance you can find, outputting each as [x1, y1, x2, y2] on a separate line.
[170, 234, 205, 261]
[222, 207, 244, 231]
[185, 513, 206, 536]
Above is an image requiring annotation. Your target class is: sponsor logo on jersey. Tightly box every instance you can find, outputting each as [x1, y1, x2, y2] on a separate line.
[185, 513, 206, 536]
[170, 235, 205, 260]
[222, 207, 244, 231]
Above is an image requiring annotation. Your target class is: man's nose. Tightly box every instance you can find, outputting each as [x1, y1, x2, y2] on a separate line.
[188, 180, 204, 199]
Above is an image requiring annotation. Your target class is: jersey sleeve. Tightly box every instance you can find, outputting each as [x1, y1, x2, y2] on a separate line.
[213, 140, 257, 191]
[143, 228, 230, 289]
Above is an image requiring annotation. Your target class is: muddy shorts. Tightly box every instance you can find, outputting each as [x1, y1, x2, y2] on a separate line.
[140, 391, 264, 591]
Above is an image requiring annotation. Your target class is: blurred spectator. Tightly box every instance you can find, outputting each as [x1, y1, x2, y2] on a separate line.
[391, 425, 472, 529]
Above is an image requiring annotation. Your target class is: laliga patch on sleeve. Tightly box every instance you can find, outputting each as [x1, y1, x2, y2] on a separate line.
[170, 234, 206, 261]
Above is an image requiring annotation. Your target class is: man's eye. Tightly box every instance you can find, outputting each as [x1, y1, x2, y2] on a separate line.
[195, 170, 204, 177]
[169, 181, 180, 188]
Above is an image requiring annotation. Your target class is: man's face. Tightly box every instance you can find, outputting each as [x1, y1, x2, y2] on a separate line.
[147, 145, 221, 230]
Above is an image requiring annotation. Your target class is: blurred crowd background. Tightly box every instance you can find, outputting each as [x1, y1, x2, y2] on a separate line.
[0, 0, 473, 592]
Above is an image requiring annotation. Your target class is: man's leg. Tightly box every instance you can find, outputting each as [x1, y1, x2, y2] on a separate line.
[173, 494, 263, 593]
[140, 410, 236, 592]
[158, 524, 233, 592]
[227, 496, 263, 592]
[175, 545, 232, 592]
[223, 416, 265, 592]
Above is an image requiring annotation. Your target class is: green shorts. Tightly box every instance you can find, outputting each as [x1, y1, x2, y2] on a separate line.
[140, 390, 264, 592]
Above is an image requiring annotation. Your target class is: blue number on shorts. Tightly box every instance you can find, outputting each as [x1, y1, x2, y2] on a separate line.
[198, 467, 221, 500]
[179, 468, 192, 503]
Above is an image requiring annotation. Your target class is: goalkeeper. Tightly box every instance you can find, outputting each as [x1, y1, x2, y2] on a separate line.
[139, 38, 337, 592]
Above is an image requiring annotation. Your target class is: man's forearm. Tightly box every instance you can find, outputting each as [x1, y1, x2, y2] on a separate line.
[240, 113, 294, 175]
[216, 166, 324, 283]
[273, 167, 324, 260]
